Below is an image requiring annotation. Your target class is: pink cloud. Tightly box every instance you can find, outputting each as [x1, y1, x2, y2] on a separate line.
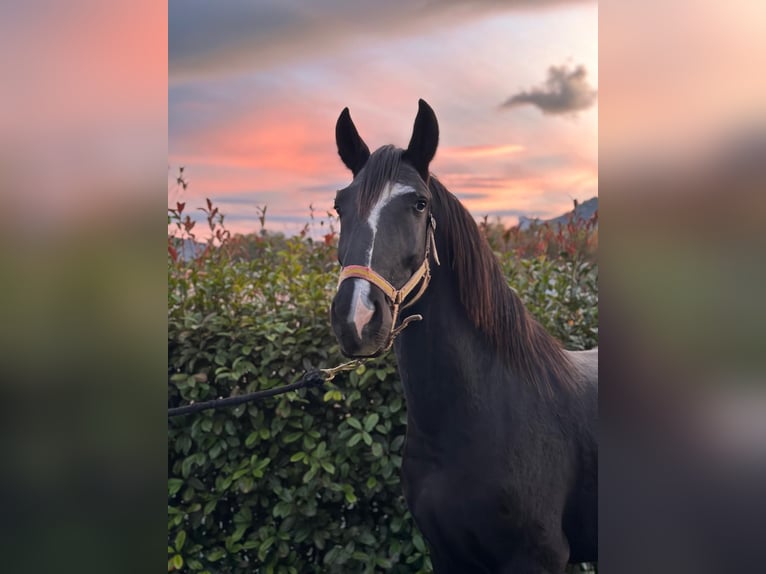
[441, 144, 526, 159]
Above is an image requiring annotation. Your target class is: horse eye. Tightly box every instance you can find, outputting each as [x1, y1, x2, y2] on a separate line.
[415, 198, 428, 213]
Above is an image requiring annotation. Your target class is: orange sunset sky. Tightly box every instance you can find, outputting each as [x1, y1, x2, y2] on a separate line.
[169, 1, 598, 237]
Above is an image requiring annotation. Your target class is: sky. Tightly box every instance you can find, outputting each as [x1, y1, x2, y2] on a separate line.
[169, 0, 598, 237]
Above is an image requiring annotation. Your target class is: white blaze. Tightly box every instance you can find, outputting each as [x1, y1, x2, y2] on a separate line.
[346, 182, 414, 338]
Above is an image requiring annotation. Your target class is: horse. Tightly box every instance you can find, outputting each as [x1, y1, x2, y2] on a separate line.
[329, 99, 597, 573]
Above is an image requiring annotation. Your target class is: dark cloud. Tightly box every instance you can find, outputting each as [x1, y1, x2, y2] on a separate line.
[170, 0, 593, 81]
[214, 194, 272, 205]
[484, 208, 546, 219]
[298, 183, 349, 195]
[454, 191, 492, 201]
[501, 64, 597, 115]
[224, 213, 308, 224]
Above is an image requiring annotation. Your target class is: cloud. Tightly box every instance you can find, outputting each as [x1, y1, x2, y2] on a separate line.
[441, 144, 525, 158]
[170, 0, 593, 81]
[501, 64, 597, 115]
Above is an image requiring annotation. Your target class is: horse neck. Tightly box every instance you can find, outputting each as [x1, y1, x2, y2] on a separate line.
[393, 261, 512, 438]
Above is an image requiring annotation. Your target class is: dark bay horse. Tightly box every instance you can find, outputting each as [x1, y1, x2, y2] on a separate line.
[329, 100, 597, 573]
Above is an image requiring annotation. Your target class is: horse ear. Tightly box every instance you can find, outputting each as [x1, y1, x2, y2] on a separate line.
[404, 99, 439, 181]
[336, 107, 370, 177]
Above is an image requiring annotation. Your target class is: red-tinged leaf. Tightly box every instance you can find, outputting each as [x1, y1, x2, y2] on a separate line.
[177, 202, 185, 213]
[168, 244, 178, 262]
[206, 198, 212, 211]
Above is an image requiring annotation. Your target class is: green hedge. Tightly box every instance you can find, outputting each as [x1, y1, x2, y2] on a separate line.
[168, 210, 598, 573]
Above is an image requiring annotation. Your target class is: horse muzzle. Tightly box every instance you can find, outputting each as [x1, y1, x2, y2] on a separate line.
[330, 278, 393, 358]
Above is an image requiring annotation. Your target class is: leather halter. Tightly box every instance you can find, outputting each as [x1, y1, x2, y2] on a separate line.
[336, 214, 440, 352]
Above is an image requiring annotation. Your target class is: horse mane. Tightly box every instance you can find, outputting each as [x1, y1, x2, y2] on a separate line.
[428, 177, 580, 394]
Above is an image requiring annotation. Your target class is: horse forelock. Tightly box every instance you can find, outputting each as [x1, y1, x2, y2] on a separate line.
[355, 145, 404, 218]
[428, 177, 581, 394]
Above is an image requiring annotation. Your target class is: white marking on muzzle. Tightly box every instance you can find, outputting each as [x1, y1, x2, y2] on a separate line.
[348, 279, 374, 340]
[345, 182, 414, 339]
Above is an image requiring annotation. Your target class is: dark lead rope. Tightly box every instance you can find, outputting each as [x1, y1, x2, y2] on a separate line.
[168, 369, 327, 418]
[167, 358, 374, 418]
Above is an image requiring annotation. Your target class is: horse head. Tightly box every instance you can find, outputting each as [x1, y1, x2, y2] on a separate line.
[330, 99, 440, 358]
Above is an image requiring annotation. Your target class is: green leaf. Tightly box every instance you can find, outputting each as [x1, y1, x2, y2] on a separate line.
[413, 533, 426, 553]
[371, 443, 383, 457]
[346, 417, 362, 430]
[273, 501, 291, 518]
[362, 432, 372, 446]
[172, 554, 183, 569]
[347, 433, 362, 447]
[303, 466, 318, 483]
[181, 457, 195, 478]
[363, 413, 379, 432]
[258, 536, 275, 561]
[290, 451, 306, 462]
[316, 441, 326, 457]
[283, 431, 303, 444]
[234, 506, 252, 524]
[245, 432, 259, 447]
[232, 468, 249, 480]
[207, 548, 225, 562]
[177, 435, 192, 455]
[238, 476, 254, 493]
[168, 478, 183, 496]
[358, 530, 376, 546]
[230, 524, 246, 543]
[174, 530, 186, 551]
[313, 531, 326, 550]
